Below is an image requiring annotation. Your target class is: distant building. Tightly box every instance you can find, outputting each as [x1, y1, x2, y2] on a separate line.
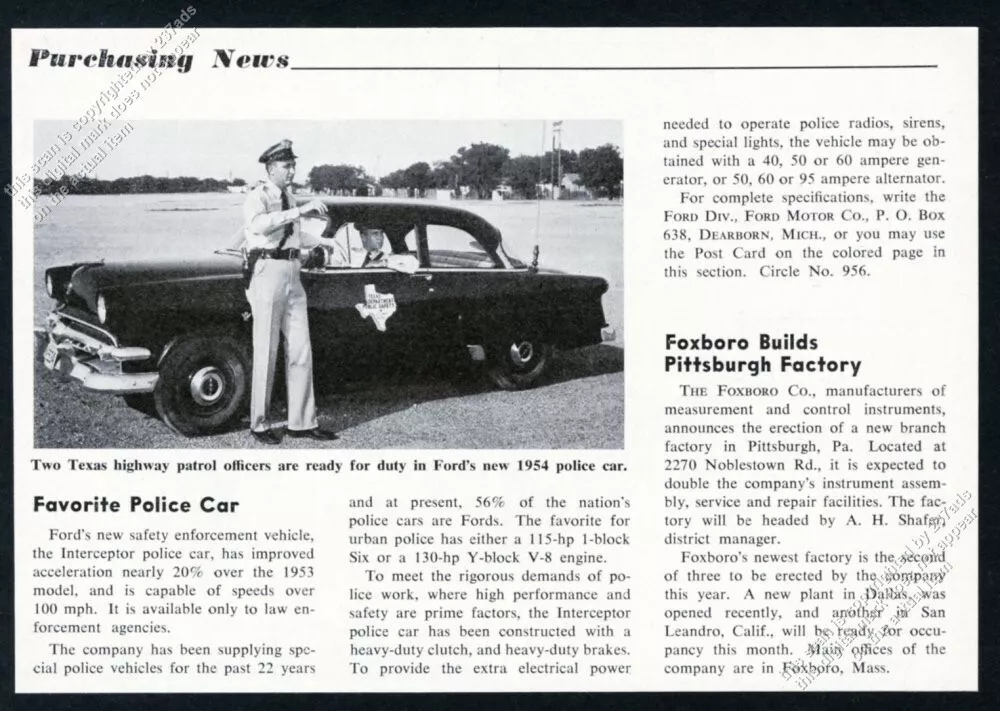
[534, 173, 595, 200]
[558, 173, 594, 200]
[492, 185, 513, 201]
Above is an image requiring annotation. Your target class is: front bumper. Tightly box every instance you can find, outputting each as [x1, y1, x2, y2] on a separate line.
[42, 312, 159, 395]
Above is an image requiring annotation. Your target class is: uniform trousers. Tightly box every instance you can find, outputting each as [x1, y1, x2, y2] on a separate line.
[246, 258, 318, 432]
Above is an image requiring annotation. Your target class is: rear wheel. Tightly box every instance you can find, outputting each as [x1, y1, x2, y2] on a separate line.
[153, 335, 250, 436]
[486, 337, 551, 390]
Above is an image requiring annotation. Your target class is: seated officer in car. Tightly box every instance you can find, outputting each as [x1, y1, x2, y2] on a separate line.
[357, 225, 390, 268]
[327, 223, 390, 268]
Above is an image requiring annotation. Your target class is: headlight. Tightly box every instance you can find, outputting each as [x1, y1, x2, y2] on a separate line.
[45, 274, 54, 297]
[97, 294, 108, 323]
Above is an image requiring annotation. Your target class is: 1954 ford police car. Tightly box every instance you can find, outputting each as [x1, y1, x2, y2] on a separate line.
[42, 199, 615, 436]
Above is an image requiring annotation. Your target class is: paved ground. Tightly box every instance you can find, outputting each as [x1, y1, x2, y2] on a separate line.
[33, 344, 624, 450]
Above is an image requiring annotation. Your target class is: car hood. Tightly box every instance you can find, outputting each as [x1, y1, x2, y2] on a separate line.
[73, 256, 240, 290]
[63, 256, 241, 311]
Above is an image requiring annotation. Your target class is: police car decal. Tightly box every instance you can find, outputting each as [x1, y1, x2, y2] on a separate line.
[355, 284, 397, 332]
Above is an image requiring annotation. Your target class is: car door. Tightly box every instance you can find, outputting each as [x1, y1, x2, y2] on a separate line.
[299, 223, 446, 365]
[413, 220, 510, 350]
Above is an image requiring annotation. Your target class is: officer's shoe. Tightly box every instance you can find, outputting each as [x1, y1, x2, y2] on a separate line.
[250, 429, 282, 445]
[287, 427, 339, 441]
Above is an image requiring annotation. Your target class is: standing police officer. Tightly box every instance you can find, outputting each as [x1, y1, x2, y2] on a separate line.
[243, 139, 337, 444]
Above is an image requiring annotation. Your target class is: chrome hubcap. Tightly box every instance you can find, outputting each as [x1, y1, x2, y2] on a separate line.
[509, 341, 534, 366]
[189, 366, 226, 406]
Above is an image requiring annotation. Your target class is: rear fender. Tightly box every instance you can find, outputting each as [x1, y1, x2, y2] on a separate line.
[463, 286, 608, 350]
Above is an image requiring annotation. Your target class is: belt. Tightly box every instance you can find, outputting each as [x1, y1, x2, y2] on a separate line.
[252, 248, 300, 260]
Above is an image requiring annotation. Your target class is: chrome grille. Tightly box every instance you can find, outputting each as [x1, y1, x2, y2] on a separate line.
[47, 312, 118, 351]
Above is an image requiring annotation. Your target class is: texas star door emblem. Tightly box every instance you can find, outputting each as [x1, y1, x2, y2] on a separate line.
[356, 284, 397, 332]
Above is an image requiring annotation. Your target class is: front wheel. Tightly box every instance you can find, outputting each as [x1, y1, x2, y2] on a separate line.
[486, 337, 552, 390]
[153, 335, 250, 436]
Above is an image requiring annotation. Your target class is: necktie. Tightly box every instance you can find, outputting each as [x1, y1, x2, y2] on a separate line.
[280, 191, 294, 240]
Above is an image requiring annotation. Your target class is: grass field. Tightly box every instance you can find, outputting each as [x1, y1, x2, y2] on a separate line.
[31, 194, 624, 449]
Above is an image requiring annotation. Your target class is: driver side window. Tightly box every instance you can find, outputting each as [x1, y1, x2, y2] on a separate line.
[326, 222, 419, 269]
[326, 223, 362, 268]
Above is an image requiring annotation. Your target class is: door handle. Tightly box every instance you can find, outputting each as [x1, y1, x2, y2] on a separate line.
[411, 273, 433, 281]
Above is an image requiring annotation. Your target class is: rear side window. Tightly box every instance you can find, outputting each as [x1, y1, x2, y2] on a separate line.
[425, 224, 496, 269]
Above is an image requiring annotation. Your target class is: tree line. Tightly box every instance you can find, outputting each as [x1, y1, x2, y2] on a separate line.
[34, 174, 241, 195]
[316, 143, 623, 199]
[32, 142, 623, 199]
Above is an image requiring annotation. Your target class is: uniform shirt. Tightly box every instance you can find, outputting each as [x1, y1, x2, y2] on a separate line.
[243, 180, 320, 251]
[362, 250, 388, 268]
[326, 239, 389, 268]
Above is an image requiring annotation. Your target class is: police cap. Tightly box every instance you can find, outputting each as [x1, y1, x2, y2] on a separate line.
[259, 139, 298, 164]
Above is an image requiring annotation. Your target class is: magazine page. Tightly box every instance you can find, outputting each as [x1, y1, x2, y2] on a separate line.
[11, 26, 977, 692]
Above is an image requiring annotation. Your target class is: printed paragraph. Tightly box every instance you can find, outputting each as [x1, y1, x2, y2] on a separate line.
[660, 116, 950, 281]
[346, 472, 634, 680]
[28, 523, 321, 680]
[659, 374, 976, 682]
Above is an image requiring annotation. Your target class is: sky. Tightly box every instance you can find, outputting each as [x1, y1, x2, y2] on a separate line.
[34, 120, 621, 182]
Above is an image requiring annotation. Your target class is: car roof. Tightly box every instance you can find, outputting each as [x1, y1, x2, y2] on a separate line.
[300, 198, 503, 252]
